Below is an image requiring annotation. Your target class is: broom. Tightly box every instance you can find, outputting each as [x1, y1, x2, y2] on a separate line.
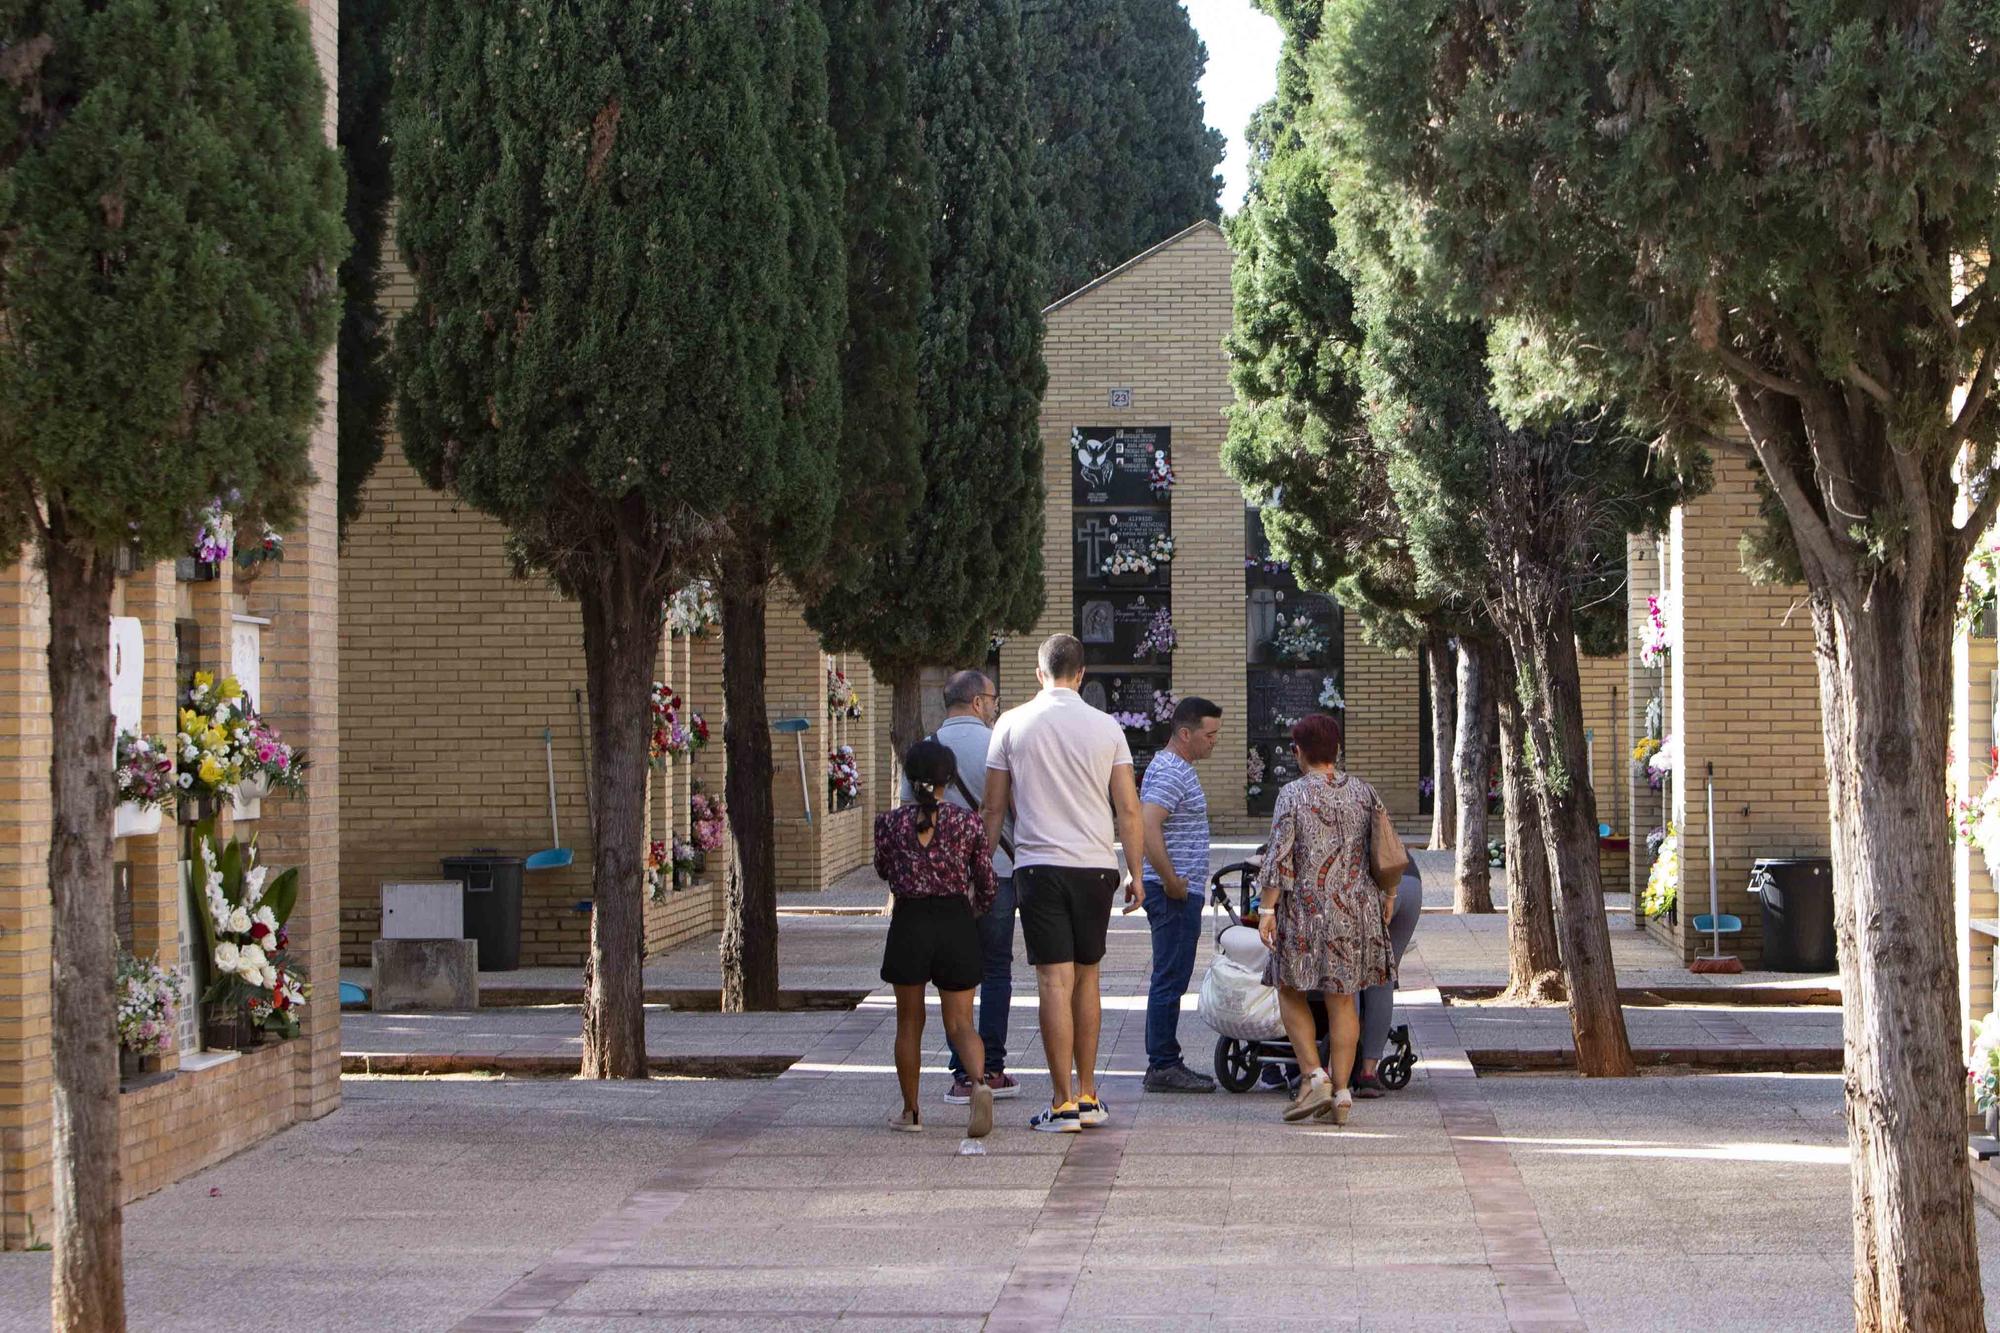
[1689, 761, 1744, 975]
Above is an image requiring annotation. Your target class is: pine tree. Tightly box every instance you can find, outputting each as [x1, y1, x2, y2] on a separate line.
[0, 4, 342, 1325]
[337, 0, 395, 538]
[1329, 3, 2000, 1311]
[806, 0, 1048, 761]
[1026, 0, 1223, 303]
[391, 2, 845, 1052]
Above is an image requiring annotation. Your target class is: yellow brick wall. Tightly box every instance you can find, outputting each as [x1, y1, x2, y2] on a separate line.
[1955, 628, 1999, 1052]
[1344, 637, 1422, 835]
[1577, 648, 1631, 890]
[767, 587, 877, 892]
[1661, 461, 1830, 964]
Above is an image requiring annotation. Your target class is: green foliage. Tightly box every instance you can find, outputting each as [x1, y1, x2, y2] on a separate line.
[1027, 0, 1223, 303]
[807, 0, 1047, 671]
[1220, 13, 1372, 602]
[0, 0, 345, 561]
[337, 0, 396, 539]
[390, 3, 846, 595]
[1321, 0, 2000, 595]
[808, 0, 929, 593]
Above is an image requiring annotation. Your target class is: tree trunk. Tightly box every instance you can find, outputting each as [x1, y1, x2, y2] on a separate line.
[1809, 582, 1982, 1330]
[888, 662, 923, 770]
[1499, 594, 1634, 1077]
[1495, 641, 1563, 1003]
[44, 528, 126, 1332]
[719, 552, 781, 1012]
[1426, 630, 1458, 850]
[1452, 638, 1496, 913]
[576, 567, 660, 1079]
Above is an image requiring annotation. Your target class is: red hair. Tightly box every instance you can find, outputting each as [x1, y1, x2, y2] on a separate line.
[1291, 713, 1344, 767]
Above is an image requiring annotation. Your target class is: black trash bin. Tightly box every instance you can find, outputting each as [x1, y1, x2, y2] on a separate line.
[441, 853, 525, 972]
[1751, 857, 1836, 972]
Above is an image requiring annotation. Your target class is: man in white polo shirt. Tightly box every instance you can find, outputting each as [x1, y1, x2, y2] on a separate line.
[983, 634, 1147, 1133]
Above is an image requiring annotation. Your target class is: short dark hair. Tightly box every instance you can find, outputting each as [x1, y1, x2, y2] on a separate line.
[942, 669, 990, 707]
[1038, 633, 1085, 682]
[1172, 696, 1221, 732]
[1291, 712, 1344, 766]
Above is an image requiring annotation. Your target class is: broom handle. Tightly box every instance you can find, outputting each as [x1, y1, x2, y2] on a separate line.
[545, 727, 560, 845]
[1705, 761, 1719, 953]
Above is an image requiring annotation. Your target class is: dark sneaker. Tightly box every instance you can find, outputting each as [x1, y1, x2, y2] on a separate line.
[943, 1078, 975, 1106]
[1352, 1073, 1386, 1100]
[986, 1071, 1021, 1099]
[1076, 1095, 1109, 1126]
[1144, 1064, 1217, 1094]
[1030, 1102, 1082, 1134]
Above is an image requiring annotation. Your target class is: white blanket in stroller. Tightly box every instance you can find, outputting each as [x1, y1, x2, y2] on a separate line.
[1199, 924, 1284, 1041]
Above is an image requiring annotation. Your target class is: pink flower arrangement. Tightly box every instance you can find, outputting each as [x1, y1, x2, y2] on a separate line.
[648, 682, 707, 764]
[691, 788, 728, 853]
[115, 730, 176, 810]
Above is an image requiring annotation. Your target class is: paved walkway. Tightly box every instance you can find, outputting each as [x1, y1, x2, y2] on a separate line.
[11, 854, 1973, 1331]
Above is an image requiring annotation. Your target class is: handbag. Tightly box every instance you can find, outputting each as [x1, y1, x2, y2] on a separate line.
[1367, 799, 1411, 891]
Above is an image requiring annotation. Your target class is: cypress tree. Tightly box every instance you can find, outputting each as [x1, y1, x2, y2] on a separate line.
[807, 0, 1048, 759]
[392, 3, 845, 1052]
[0, 4, 342, 1325]
[336, 0, 395, 538]
[1026, 0, 1223, 303]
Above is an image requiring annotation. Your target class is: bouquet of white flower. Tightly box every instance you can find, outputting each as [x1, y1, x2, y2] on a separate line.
[194, 823, 307, 1043]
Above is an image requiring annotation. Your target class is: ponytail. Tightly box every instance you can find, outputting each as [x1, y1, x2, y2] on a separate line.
[901, 738, 958, 839]
[911, 780, 942, 835]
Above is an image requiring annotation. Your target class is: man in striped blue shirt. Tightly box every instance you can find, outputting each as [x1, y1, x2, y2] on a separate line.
[1140, 696, 1223, 1092]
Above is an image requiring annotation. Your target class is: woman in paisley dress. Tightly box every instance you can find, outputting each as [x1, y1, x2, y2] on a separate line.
[1256, 713, 1398, 1125]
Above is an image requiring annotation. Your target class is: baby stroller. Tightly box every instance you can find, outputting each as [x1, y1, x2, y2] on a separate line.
[1198, 853, 1417, 1094]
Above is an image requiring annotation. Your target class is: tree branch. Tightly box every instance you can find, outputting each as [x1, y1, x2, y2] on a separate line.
[1957, 469, 2000, 557]
[1728, 382, 1845, 582]
[1951, 345, 1995, 448]
[1844, 361, 1893, 407]
[1713, 342, 1808, 400]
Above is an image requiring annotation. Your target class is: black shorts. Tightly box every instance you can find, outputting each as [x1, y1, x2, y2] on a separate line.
[880, 896, 981, 991]
[1016, 865, 1119, 967]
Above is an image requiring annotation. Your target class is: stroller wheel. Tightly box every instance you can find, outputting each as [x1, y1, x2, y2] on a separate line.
[1378, 1055, 1413, 1090]
[1214, 1037, 1258, 1093]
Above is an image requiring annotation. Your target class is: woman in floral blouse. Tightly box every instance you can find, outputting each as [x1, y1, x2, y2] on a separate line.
[1256, 713, 1398, 1126]
[875, 739, 998, 1137]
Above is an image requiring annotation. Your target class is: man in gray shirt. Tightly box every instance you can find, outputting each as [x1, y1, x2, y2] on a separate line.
[900, 669, 1021, 1105]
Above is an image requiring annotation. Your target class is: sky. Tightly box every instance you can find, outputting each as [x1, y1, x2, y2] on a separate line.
[1184, 0, 1283, 213]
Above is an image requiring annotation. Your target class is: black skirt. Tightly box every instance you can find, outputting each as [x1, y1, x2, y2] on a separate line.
[880, 895, 981, 991]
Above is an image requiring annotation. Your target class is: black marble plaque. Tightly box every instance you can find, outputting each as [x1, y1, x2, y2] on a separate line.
[1249, 668, 1342, 738]
[1072, 426, 1172, 506]
[1076, 509, 1173, 590]
[1076, 593, 1172, 666]
[1245, 741, 1304, 818]
[1260, 594, 1339, 667]
[1083, 670, 1171, 747]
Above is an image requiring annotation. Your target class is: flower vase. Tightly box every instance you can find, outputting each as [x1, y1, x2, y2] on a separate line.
[114, 800, 163, 839]
[204, 1001, 250, 1052]
[234, 558, 266, 587]
[1987, 1103, 1998, 1142]
[119, 1048, 143, 1082]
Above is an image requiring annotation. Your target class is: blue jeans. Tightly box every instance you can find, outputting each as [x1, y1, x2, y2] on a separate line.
[1142, 878, 1207, 1071]
[947, 876, 1015, 1080]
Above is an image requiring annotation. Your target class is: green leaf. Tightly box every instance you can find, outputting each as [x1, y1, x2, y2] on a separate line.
[262, 868, 301, 929]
